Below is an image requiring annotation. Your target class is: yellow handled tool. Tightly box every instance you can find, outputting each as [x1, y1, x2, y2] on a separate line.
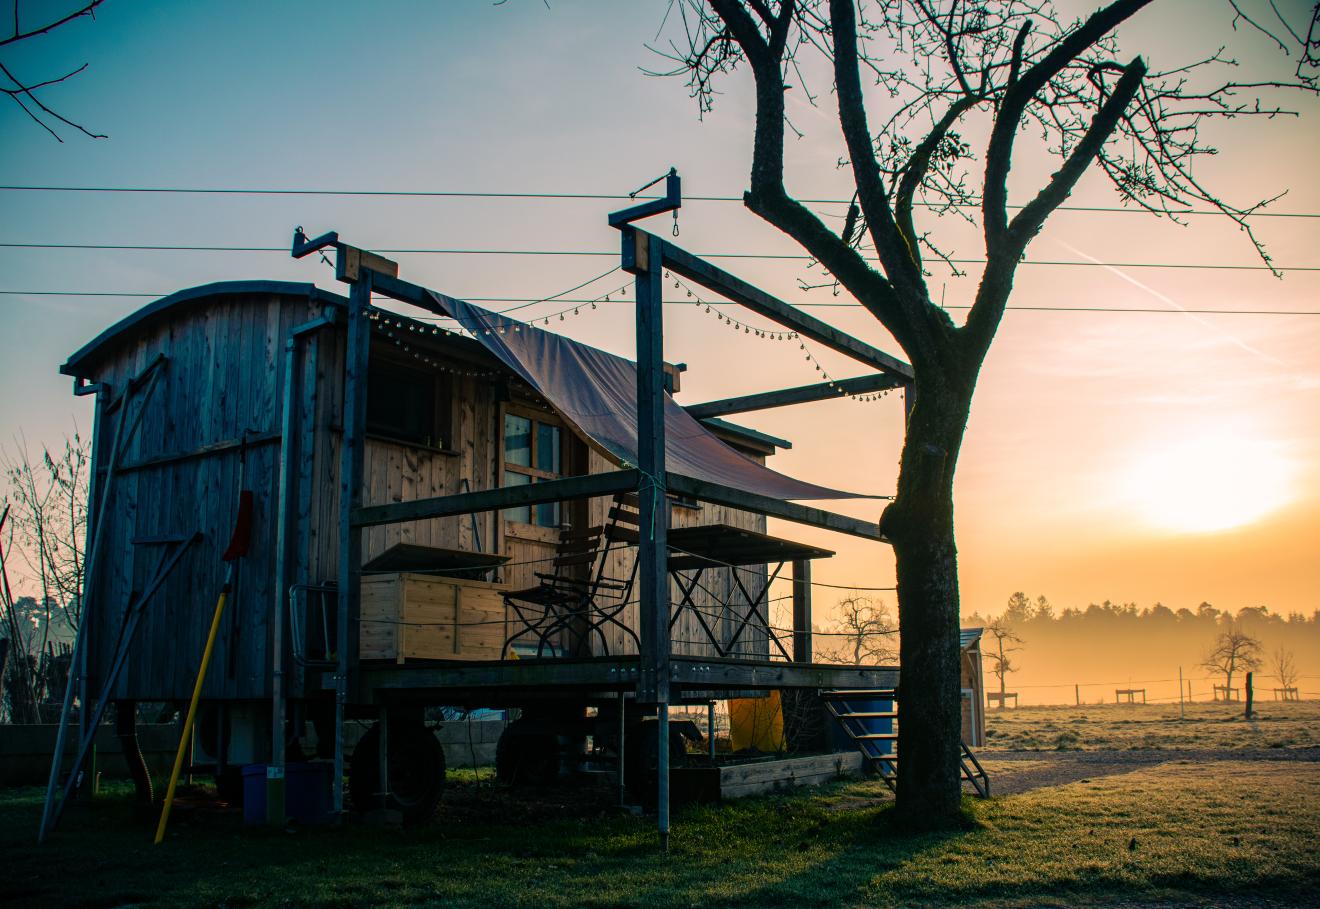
[154, 489, 253, 844]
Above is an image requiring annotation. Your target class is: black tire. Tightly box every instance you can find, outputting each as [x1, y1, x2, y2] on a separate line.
[495, 720, 560, 787]
[349, 722, 446, 825]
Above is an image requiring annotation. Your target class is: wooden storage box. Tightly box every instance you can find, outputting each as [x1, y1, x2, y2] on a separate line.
[360, 573, 510, 663]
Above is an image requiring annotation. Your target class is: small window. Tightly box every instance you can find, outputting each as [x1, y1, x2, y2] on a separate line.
[503, 410, 563, 528]
[366, 359, 449, 448]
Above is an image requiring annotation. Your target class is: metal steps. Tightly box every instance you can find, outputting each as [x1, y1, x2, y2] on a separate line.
[821, 688, 990, 798]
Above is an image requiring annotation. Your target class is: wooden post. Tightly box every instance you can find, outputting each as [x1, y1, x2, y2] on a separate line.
[1245, 671, 1254, 719]
[1178, 667, 1184, 720]
[335, 272, 372, 818]
[1075, 684, 1079, 706]
[629, 228, 670, 849]
[791, 559, 812, 663]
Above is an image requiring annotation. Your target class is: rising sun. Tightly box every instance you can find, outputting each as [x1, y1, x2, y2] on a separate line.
[1119, 432, 1294, 534]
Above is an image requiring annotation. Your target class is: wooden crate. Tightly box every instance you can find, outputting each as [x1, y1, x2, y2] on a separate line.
[360, 573, 510, 663]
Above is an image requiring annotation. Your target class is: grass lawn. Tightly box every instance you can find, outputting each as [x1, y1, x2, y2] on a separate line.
[3, 758, 1317, 908]
[982, 699, 1320, 751]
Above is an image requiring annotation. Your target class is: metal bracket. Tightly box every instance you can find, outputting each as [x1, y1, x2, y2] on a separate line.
[292, 227, 399, 284]
[291, 227, 339, 259]
[608, 168, 682, 228]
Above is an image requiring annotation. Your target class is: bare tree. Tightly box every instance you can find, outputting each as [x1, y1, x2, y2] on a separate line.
[1271, 645, 1297, 691]
[985, 618, 1022, 708]
[1202, 624, 1263, 696]
[653, 0, 1317, 826]
[820, 594, 896, 664]
[2, 0, 107, 141]
[3, 433, 91, 635]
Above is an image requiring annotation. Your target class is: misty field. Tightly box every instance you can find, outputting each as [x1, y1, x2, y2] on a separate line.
[4, 756, 1318, 907]
[981, 699, 1320, 751]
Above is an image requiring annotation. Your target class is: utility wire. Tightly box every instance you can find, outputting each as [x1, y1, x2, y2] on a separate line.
[4, 290, 1318, 317]
[1, 184, 1317, 218]
[1, 242, 1315, 272]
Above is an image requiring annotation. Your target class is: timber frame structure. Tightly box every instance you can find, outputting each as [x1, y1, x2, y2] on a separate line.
[291, 170, 914, 844]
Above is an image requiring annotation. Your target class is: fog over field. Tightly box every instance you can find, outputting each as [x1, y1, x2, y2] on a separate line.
[963, 596, 1319, 706]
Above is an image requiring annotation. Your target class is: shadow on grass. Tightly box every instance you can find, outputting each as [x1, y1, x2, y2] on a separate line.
[3, 778, 1315, 909]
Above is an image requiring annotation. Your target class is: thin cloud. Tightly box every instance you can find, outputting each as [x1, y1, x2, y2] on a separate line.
[1056, 239, 1285, 366]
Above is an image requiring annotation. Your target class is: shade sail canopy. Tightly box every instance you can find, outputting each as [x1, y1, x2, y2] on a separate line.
[425, 290, 876, 501]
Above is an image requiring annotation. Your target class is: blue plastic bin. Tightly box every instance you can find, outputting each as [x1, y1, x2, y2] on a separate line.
[241, 762, 333, 825]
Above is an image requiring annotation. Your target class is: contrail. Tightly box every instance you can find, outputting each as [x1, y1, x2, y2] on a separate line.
[1056, 240, 1283, 365]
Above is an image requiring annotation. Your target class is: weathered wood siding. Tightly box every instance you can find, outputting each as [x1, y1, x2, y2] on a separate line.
[81, 292, 328, 702]
[79, 288, 775, 705]
[305, 365, 501, 587]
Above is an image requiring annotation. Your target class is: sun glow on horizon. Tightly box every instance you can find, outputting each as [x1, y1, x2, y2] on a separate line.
[1118, 431, 1294, 534]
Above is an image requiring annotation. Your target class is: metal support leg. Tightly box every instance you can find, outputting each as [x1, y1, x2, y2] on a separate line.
[616, 691, 626, 806]
[378, 708, 390, 811]
[657, 701, 670, 852]
[707, 701, 715, 760]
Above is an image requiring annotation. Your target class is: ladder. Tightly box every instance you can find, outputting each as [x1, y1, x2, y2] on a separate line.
[822, 689, 990, 798]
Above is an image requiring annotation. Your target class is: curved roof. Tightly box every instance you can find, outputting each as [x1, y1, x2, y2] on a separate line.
[60, 280, 348, 378]
[59, 278, 791, 455]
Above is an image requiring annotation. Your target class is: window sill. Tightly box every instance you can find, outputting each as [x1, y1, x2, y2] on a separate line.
[504, 521, 562, 544]
[363, 431, 459, 456]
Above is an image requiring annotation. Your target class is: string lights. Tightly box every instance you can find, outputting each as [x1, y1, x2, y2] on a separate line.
[367, 308, 500, 378]
[662, 272, 891, 404]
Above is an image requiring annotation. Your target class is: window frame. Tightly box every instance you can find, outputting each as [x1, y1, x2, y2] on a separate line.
[501, 403, 567, 529]
[363, 350, 454, 452]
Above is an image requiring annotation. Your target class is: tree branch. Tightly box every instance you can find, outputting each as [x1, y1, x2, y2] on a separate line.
[983, 0, 1155, 246]
[0, 0, 103, 48]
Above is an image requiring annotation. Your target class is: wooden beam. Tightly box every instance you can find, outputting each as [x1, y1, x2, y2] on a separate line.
[665, 473, 887, 542]
[635, 231, 670, 707]
[351, 469, 640, 528]
[685, 374, 904, 419]
[335, 272, 372, 816]
[657, 236, 914, 380]
[356, 655, 899, 697]
[792, 559, 812, 664]
[671, 657, 899, 691]
[370, 271, 434, 310]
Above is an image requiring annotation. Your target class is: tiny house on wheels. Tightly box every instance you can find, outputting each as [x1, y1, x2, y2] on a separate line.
[49, 187, 982, 842]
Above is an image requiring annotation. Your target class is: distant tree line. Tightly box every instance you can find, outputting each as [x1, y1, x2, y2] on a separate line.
[965, 593, 1317, 704]
[966, 593, 1319, 634]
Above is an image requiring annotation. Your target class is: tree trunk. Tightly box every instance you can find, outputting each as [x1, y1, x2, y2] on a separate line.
[882, 373, 973, 829]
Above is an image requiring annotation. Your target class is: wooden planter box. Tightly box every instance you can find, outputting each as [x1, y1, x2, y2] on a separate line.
[360, 573, 510, 663]
[672, 751, 864, 804]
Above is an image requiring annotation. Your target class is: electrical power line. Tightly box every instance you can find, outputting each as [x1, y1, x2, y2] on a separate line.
[3, 290, 1318, 317]
[1, 184, 1317, 218]
[1, 243, 1315, 272]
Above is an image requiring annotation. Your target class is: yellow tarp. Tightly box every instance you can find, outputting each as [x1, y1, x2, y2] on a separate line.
[728, 691, 785, 752]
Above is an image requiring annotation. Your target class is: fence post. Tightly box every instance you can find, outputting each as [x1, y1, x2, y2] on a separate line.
[1178, 667, 1184, 720]
[1245, 672, 1254, 719]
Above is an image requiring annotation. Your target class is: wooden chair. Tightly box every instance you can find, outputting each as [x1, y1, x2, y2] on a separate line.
[502, 494, 642, 658]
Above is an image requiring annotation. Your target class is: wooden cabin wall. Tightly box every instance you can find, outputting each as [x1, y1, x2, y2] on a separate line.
[302, 339, 500, 605]
[83, 292, 328, 703]
[582, 450, 770, 660]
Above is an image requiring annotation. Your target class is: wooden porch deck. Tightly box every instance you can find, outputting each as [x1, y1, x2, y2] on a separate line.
[353, 654, 899, 704]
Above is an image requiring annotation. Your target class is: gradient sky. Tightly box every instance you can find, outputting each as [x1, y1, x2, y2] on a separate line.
[1, 1, 1317, 623]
